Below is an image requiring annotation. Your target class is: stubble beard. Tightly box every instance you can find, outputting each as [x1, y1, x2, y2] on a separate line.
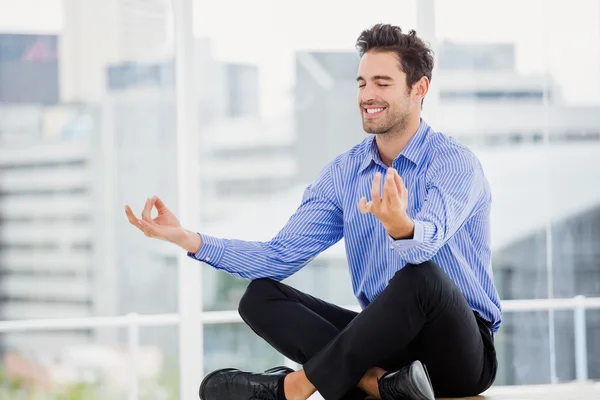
[363, 107, 410, 140]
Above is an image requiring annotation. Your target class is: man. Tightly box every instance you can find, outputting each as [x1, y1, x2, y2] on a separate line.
[126, 23, 500, 400]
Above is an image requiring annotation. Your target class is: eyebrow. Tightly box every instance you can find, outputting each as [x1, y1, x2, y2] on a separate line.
[356, 75, 394, 82]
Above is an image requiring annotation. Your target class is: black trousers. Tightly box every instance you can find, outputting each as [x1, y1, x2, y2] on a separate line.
[238, 260, 498, 400]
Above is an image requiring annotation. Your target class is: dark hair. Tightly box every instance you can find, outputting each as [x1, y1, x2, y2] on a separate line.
[356, 23, 434, 95]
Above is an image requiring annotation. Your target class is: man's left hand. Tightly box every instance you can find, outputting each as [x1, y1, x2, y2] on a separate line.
[358, 168, 415, 240]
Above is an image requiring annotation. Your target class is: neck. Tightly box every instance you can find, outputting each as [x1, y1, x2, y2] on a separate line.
[375, 116, 421, 167]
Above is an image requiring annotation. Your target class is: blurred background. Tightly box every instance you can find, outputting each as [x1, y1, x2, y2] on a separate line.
[0, 0, 599, 399]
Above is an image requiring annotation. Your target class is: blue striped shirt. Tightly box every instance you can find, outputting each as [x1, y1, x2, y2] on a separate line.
[189, 119, 502, 333]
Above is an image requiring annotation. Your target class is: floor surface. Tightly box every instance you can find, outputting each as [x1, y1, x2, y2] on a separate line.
[309, 382, 600, 400]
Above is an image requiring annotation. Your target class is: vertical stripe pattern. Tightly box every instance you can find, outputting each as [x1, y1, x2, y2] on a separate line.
[190, 119, 502, 333]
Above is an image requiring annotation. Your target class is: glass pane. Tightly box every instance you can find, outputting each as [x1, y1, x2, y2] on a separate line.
[204, 323, 284, 373]
[495, 311, 552, 385]
[0, 330, 114, 400]
[546, 0, 600, 299]
[434, 0, 551, 300]
[497, 310, 580, 385]
[195, 0, 417, 310]
[203, 259, 358, 312]
[0, 0, 180, 398]
[433, 0, 600, 387]
[543, 0, 600, 389]
[0, 1, 178, 315]
[553, 310, 577, 383]
[140, 326, 180, 400]
[587, 310, 600, 380]
[0, 326, 178, 400]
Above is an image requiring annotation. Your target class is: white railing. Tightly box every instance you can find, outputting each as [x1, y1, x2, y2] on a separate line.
[0, 295, 598, 400]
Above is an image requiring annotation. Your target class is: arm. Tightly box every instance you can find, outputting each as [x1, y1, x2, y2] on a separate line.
[188, 164, 344, 280]
[389, 151, 488, 263]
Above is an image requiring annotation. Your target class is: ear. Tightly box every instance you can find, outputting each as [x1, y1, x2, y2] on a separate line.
[414, 76, 429, 100]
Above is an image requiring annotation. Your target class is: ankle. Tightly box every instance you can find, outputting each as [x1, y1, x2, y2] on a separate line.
[358, 367, 386, 399]
[283, 371, 315, 400]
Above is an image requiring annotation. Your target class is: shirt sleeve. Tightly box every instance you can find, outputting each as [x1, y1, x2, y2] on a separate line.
[390, 150, 489, 263]
[187, 163, 344, 281]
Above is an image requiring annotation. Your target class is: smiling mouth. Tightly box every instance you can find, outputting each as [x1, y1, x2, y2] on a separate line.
[364, 107, 386, 118]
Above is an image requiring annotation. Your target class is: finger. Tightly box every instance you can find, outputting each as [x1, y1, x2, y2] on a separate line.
[382, 172, 391, 204]
[154, 196, 169, 214]
[358, 197, 372, 214]
[395, 170, 406, 190]
[384, 169, 399, 205]
[141, 198, 155, 223]
[393, 171, 407, 200]
[139, 224, 153, 237]
[370, 172, 382, 207]
[125, 205, 144, 230]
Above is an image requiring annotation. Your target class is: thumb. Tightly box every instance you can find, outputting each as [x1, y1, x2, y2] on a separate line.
[358, 197, 370, 214]
[139, 219, 163, 238]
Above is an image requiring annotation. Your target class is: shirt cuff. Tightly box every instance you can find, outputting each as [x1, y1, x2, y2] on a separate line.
[187, 234, 225, 266]
[388, 220, 425, 252]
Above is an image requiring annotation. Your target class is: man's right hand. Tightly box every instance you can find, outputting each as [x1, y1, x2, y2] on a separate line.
[125, 195, 202, 254]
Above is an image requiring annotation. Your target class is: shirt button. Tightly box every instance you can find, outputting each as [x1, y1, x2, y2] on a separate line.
[206, 257, 211, 262]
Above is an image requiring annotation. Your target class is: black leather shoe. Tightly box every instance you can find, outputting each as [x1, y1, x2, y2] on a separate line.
[199, 366, 294, 400]
[378, 360, 435, 400]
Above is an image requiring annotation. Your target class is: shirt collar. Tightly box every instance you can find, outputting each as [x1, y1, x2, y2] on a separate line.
[359, 118, 430, 173]
[400, 118, 430, 166]
[358, 136, 380, 173]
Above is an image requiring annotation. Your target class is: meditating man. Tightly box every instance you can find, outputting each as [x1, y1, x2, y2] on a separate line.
[126, 23, 500, 400]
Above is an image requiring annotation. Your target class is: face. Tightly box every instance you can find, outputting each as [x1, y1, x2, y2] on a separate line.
[356, 50, 418, 135]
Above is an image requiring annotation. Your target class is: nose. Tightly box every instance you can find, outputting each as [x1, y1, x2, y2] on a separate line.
[359, 83, 376, 106]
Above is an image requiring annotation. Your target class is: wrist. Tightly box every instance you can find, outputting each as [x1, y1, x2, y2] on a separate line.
[388, 216, 415, 240]
[181, 229, 202, 253]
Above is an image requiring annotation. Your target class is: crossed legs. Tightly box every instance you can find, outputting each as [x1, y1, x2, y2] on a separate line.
[238, 261, 497, 400]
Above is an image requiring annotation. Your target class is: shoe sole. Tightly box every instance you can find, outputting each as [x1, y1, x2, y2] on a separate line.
[198, 368, 238, 400]
[410, 360, 435, 400]
[264, 366, 294, 374]
[421, 362, 433, 390]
